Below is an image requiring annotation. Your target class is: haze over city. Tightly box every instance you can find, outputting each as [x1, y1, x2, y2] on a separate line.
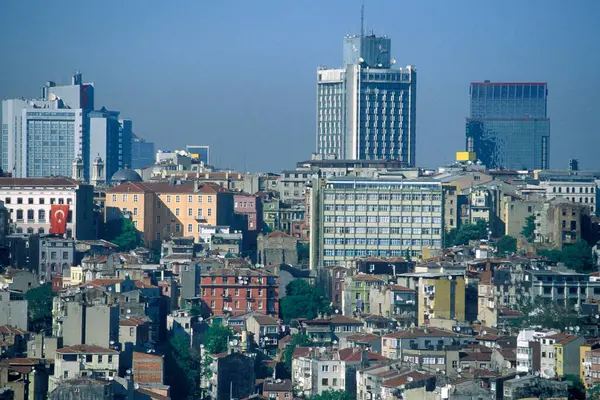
[0, 0, 598, 172]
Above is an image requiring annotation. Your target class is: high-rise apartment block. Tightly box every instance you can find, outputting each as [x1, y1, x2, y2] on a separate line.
[316, 34, 417, 166]
[466, 81, 550, 170]
[309, 178, 444, 269]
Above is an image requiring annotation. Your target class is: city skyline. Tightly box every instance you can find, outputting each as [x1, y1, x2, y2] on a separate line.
[0, 0, 598, 172]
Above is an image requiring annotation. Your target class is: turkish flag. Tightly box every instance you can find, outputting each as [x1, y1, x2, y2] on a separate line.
[50, 204, 70, 235]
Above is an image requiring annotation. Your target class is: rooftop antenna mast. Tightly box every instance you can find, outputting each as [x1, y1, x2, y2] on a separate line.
[360, 0, 365, 37]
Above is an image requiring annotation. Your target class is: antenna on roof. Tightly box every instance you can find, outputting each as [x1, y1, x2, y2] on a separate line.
[360, 0, 365, 37]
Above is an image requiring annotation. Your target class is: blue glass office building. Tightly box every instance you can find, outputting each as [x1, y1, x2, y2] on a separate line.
[466, 82, 550, 170]
[317, 34, 417, 166]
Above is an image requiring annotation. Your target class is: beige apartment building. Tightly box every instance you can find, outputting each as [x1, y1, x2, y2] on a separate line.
[309, 177, 445, 269]
[105, 181, 234, 247]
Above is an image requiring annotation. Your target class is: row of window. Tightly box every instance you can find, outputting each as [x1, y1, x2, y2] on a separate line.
[112, 194, 213, 203]
[551, 186, 595, 194]
[324, 223, 442, 235]
[201, 287, 271, 297]
[325, 237, 441, 246]
[3, 197, 72, 205]
[324, 204, 442, 212]
[324, 215, 442, 224]
[324, 245, 440, 257]
[324, 193, 442, 201]
[12, 209, 72, 223]
[204, 276, 273, 285]
[208, 299, 266, 310]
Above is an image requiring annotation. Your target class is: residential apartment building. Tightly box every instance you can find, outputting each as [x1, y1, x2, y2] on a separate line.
[246, 314, 279, 357]
[105, 180, 234, 247]
[521, 269, 600, 307]
[516, 329, 557, 374]
[199, 267, 278, 316]
[0, 178, 95, 239]
[50, 344, 119, 393]
[538, 176, 597, 215]
[342, 275, 386, 315]
[369, 284, 416, 321]
[292, 347, 388, 397]
[534, 198, 591, 249]
[0, 290, 28, 331]
[309, 178, 444, 269]
[397, 272, 466, 326]
[317, 33, 417, 165]
[279, 170, 312, 203]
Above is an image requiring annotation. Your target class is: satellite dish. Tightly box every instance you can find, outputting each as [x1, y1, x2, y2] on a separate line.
[319, 347, 326, 354]
[134, 383, 140, 390]
[229, 341, 234, 346]
[232, 339, 239, 346]
[126, 309, 131, 314]
[456, 326, 461, 332]
[48, 93, 57, 101]
[534, 371, 539, 377]
[407, 377, 413, 382]
[482, 330, 488, 336]
[447, 276, 453, 280]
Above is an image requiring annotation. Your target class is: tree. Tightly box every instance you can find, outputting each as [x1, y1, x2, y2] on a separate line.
[521, 215, 536, 242]
[309, 390, 353, 400]
[510, 296, 579, 331]
[165, 335, 201, 399]
[496, 235, 517, 255]
[204, 324, 234, 354]
[297, 242, 310, 263]
[26, 283, 54, 332]
[280, 280, 331, 323]
[538, 241, 594, 273]
[282, 333, 312, 376]
[449, 220, 489, 246]
[564, 374, 586, 400]
[589, 384, 600, 400]
[103, 218, 141, 251]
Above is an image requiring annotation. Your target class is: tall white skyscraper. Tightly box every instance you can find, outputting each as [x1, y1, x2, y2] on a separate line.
[316, 33, 417, 166]
[1, 72, 95, 179]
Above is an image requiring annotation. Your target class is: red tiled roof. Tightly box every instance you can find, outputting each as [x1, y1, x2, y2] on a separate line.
[107, 181, 228, 194]
[354, 275, 385, 282]
[251, 315, 279, 325]
[388, 284, 414, 292]
[120, 317, 147, 327]
[346, 333, 380, 342]
[57, 344, 118, 354]
[338, 348, 388, 362]
[134, 281, 158, 289]
[266, 230, 293, 239]
[82, 278, 124, 288]
[382, 371, 433, 388]
[557, 335, 581, 345]
[0, 326, 27, 335]
[383, 328, 462, 339]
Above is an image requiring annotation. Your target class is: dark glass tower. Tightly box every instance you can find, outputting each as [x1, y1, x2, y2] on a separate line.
[466, 82, 550, 170]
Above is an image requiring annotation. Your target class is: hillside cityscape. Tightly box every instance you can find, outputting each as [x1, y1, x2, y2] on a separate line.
[1, 5, 600, 400]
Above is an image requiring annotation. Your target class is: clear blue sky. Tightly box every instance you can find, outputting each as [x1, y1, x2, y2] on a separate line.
[1, 0, 598, 172]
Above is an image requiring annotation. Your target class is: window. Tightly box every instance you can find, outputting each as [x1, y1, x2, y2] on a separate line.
[208, 196, 213, 203]
[166, 195, 171, 203]
[332, 365, 338, 372]
[176, 195, 181, 203]
[234, 300, 240, 309]
[332, 378, 338, 387]
[156, 216, 161, 224]
[17, 197, 23, 204]
[198, 195, 203, 202]
[188, 195, 193, 202]
[175, 224, 181, 232]
[175, 208, 180, 216]
[188, 208, 193, 216]
[98, 355, 103, 363]
[258, 300, 263, 309]
[208, 209, 212, 217]
[122, 194, 127, 202]
[188, 224, 193, 233]
[321, 378, 329, 386]
[38, 209, 45, 221]
[62, 252, 69, 260]
[197, 208, 203, 217]
[210, 300, 215, 308]
[4, 198, 10, 204]
[133, 194, 138, 202]
[133, 208, 138, 216]
[86, 354, 93, 362]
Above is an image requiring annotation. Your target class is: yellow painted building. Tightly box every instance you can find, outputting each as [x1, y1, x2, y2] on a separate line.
[553, 335, 584, 379]
[68, 266, 84, 286]
[398, 273, 466, 326]
[106, 181, 234, 247]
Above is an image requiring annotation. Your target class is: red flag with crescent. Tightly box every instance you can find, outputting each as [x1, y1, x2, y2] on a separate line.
[50, 204, 70, 235]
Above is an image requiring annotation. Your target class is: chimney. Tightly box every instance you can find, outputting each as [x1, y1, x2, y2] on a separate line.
[194, 181, 199, 193]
